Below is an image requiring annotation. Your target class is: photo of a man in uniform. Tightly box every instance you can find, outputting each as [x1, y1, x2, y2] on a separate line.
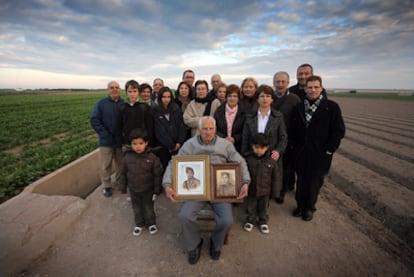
[217, 171, 236, 196]
[182, 167, 201, 191]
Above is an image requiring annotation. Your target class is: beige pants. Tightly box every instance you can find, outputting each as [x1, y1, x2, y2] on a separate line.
[99, 146, 123, 189]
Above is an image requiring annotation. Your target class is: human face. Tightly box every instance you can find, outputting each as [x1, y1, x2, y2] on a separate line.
[252, 144, 269, 157]
[183, 72, 195, 86]
[126, 85, 139, 104]
[257, 93, 273, 108]
[161, 92, 172, 108]
[196, 83, 208, 99]
[198, 119, 216, 144]
[186, 170, 194, 179]
[140, 88, 151, 101]
[305, 80, 323, 101]
[179, 84, 190, 98]
[297, 66, 313, 88]
[153, 79, 163, 93]
[131, 138, 148, 154]
[216, 87, 226, 103]
[226, 92, 239, 107]
[273, 74, 289, 96]
[221, 174, 229, 184]
[107, 81, 121, 101]
[242, 80, 256, 97]
[211, 75, 221, 90]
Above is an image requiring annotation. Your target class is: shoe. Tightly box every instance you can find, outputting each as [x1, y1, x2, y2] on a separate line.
[102, 187, 113, 197]
[209, 239, 221, 260]
[259, 224, 270, 234]
[292, 207, 303, 217]
[188, 239, 203, 265]
[275, 196, 284, 204]
[302, 210, 314, 221]
[243, 222, 254, 232]
[148, 225, 158, 235]
[132, 226, 142, 236]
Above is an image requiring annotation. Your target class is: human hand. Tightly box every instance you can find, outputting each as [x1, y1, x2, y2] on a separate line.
[164, 186, 177, 203]
[237, 183, 249, 199]
[271, 150, 280, 161]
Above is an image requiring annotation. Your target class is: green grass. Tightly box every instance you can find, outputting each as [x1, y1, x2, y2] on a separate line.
[329, 92, 414, 101]
[0, 91, 108, 203]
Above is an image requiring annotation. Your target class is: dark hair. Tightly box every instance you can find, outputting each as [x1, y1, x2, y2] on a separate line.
[297, 63, 314, 74]
[182, 69, 194, 79]
[176, 81, 193, 99]
[252, 133, 269, 147]
[139, 83, 152, 93]
[129, 128, 149, 143]
[306, 75, 322, 86]
[226, 84, 241, 98]
[257, 84, 274, 99]
[185, 167, 194, 173]
[194, 80, 209, 90]
[157, 86, 173, 105]
[125, 80, 139, 92]
[221, 172, 230, 178]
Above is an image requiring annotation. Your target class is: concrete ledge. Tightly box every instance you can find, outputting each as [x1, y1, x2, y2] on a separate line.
[0, 192, 88, 276]
[24, 148, 101, 198]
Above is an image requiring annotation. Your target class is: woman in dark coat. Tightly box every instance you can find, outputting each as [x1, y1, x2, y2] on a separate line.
[213, 84, 246, 153]
[152, 87, 187, 170]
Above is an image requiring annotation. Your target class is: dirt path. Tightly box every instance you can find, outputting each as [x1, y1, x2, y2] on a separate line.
[17, 97, 414, 276]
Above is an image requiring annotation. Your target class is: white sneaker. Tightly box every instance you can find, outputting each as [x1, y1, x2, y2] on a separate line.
[148, 225, 158, 235]
[132, 226, 142, 236]
[260, 224, 270, 234]
[243, 222, 254, 232]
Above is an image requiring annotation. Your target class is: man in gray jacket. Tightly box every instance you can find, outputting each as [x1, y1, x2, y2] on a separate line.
[163, 116, 250, 264]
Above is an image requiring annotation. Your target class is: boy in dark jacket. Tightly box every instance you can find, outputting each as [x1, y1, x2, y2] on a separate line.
[119, 128, 163, 236]
[244, 133, 281, 234]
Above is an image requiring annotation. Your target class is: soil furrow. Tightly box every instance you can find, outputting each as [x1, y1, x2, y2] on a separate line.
[345, 125, 414, 148]
[361, 114, 414, 127]
[345, 131, 414, 163]
[344, 119, 414, 140]
[321, 181, 414, 272]
[344, 116, 414, 137]
[338, 140, 414, 190]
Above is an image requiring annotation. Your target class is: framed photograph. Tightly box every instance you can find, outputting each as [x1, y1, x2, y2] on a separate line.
[210, 163, 243, 203]
[172, 155, 210, 201]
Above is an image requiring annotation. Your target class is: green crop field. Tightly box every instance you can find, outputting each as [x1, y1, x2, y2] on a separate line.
[0, 91, 108, 203]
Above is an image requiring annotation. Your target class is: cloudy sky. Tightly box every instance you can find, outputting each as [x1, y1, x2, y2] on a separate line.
[1, 0, 413, 90]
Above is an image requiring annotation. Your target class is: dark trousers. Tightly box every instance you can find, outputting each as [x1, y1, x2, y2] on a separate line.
[246, 195, 269, 225]
[129, 190, 156, 227]
[295, 169, 325, 211]
[281, 154, 296, 194]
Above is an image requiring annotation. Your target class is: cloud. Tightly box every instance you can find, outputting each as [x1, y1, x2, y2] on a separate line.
[0, 0, 413, 89]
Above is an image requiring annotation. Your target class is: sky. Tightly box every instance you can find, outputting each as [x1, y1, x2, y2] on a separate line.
[1, 0, 414, 90]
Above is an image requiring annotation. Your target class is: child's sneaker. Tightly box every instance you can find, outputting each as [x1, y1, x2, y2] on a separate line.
[243, 222, 254, 232]
[132, 226, 142, 236]
[148, 225, 158, 235]
[260, 224, 270, 234]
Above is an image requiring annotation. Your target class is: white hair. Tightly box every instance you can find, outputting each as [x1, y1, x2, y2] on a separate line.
[198, 116, 216, 129]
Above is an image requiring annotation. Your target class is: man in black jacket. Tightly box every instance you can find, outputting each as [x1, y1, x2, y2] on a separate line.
[289, 75, 345, 221]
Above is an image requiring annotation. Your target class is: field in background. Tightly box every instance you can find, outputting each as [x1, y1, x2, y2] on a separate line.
[0, 91, 106, 202]
[0, 90, 413, 203]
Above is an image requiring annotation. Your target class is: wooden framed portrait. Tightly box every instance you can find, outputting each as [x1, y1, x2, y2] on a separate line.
[172, 155, 210, 201]
[210, 163, 243, 203]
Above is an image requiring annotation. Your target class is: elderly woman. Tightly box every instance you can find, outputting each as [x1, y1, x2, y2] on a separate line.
[183, 80, 221, 136]
[213, 84, 246, 153]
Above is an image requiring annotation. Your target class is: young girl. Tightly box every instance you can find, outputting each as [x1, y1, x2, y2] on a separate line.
[119, 128, 163, 236]
[152, 87, 187, 170]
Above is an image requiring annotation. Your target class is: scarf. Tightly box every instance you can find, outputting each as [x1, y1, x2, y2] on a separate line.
[225, 104, 238, 137]
[304, 94, 323, 127]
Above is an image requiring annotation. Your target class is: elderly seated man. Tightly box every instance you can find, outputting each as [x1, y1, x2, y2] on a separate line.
[162, 116, 250, 264]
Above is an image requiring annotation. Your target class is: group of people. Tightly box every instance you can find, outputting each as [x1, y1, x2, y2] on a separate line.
[90, 64, 346, 264]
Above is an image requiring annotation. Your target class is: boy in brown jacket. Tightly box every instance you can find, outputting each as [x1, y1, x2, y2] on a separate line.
[244, 133, 281, 234]
[119, 128, 163, 236]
